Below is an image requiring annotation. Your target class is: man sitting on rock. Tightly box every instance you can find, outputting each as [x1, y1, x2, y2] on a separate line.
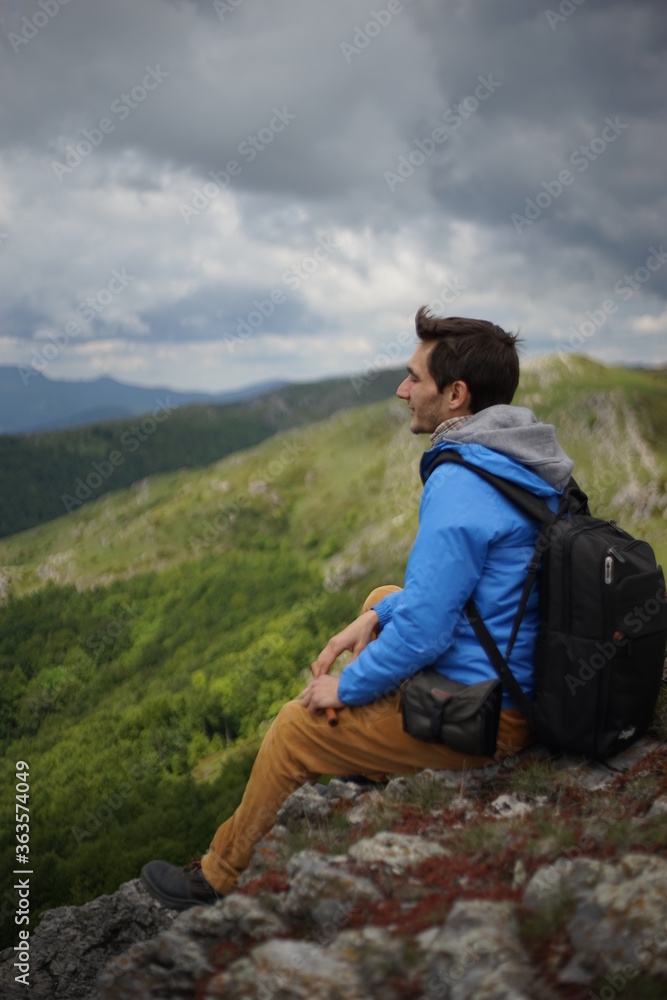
[142, 308, 574, 909]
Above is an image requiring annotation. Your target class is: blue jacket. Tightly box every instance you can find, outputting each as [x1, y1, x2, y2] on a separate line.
[337, 432, 565, 709]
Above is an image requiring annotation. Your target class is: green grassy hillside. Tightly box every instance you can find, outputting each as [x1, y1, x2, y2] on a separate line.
[0, 369, 401, 540]
[0, 354, 665, 949]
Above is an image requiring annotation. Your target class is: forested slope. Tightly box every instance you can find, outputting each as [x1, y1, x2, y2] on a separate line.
[0, 368, 400, 539]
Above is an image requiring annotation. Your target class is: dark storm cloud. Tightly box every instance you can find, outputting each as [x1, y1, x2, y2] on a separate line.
[0, 0, 664, 389]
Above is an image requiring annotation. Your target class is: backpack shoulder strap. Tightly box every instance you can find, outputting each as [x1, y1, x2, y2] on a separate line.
[559, 476, 590, 516]
[465, 597, 537, 727]
[424, 448, 589, 522]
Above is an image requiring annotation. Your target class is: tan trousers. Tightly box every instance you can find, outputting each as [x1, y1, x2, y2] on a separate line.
[201, 587, 534, 894]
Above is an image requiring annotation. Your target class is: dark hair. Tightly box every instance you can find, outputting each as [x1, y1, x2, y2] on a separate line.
[415, 308, 521, 412]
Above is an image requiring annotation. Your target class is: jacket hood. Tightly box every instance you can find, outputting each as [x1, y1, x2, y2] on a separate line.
[425, 405, 574, 492]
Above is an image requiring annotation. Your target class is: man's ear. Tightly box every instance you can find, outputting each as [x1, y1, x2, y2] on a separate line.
[448, 379, 472, 413]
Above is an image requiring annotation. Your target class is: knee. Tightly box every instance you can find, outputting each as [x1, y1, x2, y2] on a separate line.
[261, 699, 307, 763]
[273, 698, 308, 739]
[277, 699, 304, 726]
[361, 585, 402, 615]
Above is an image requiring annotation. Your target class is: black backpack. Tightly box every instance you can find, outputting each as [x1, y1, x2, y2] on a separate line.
[425, 451, 667, 760]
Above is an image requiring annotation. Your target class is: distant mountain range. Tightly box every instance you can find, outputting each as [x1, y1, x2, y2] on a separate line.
[0, 367, 290, 435]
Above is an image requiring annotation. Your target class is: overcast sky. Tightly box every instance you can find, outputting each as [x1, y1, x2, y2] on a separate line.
[0, 0, 665, 392]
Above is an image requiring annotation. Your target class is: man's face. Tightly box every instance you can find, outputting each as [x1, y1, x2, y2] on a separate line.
[396, 342, 469, 435]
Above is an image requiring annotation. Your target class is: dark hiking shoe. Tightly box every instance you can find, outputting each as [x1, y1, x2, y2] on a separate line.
[337, 774, 387, 788]
[141, 857, 222, 911]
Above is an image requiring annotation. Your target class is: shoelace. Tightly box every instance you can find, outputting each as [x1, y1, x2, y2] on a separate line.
[183, 856, 203, 873]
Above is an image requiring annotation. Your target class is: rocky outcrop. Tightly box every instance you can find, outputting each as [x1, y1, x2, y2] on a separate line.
[0, 878, 174, 1000]
[1, 737, 666, 1000]
[524, 853, 667, 986]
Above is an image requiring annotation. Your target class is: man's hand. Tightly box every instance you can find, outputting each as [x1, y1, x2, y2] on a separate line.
[310, 608, 380, 677]
[301, 675, 344, 715]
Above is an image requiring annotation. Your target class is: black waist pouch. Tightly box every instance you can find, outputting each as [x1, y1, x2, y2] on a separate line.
[400, 669, 502, 758]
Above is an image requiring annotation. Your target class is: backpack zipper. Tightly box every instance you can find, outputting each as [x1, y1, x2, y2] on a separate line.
[604, 555, 614, 585]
